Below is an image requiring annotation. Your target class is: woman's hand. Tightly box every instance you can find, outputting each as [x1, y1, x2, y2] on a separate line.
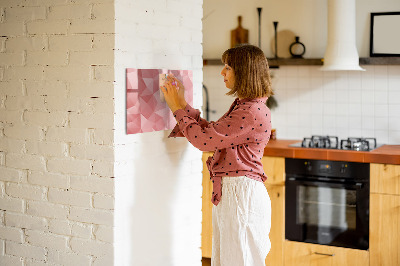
[168, 74, 187, 108]
[160, 76, 185, 113]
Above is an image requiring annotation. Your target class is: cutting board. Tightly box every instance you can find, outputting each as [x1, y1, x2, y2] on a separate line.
[231, 16, 249, 48]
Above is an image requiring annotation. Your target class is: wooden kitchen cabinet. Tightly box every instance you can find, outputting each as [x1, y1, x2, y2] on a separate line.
[370, 163, 400, 266]
[201, 154, 286, 266]
[202, 152, 213, 258]
[261, 156, 285, 266]
[284, 241, 369, 266]
[370, 163, 400, 195]
[264, 184, 285, 266]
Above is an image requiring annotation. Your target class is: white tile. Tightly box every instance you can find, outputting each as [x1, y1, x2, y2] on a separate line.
[310, 77, 324, 89]
[374, 78, 388, 91]
[348, 75, 362, 91]
[361, 75, 374, 91]
[311, 87, 323, 101]
[311, 127, 324, 136]
[361, 90, 375, 104]
[298, 77, 311, 89]
[388, 91, 400, 104]
[335, 73, 349, 90]
[336, 103, 349, 116]
[361, 104, 375, 116]
[336, 128, 349, 140]
[323, 127, 337, 135]
[348, 90, 362, 103]
[348, 116, 362, 129]
[374, 90, 388, 104]
[349, 128, 362, 137]
[348, 103, 362, 116]
[272, 76, 286, 90]
[388, 104, 400, 117]
[285, 66, 298, 77]
[310, 66, 324, 77]
[336, 115, 348, 128]
[323, 87, 336, 103]
[287, 113, 300, 127]
[362, 116, 375, 130]
[323, 115, 336, 129]
[362, 129, 375, 138]
[388, 117, 400, 131]
[336, 90, 349, 103]
[311, 114, 324, 128]
[298, 67, 311, 78]
[323, 103, 336, 115]
[374, 117, 389, 129]
[322, 70, 335, 78]
[374, 130, 389, 144]
[311, 102, 324, 113]
[388, 65, 400, 76]
[362, 65, 375, 74]
[375, 104, 389, 117]
[388, 131, 400, 144]
[388, 76, 400, 91]
[374, 65, 388, 78]
[286, 77, 299, 89]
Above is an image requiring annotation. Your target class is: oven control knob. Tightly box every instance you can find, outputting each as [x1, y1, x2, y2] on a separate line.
[340, 164, 347, 174]
[304, 162, 312, 171]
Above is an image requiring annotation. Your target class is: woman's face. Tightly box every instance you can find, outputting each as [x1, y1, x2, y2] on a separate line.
[220, 64, 235, 89]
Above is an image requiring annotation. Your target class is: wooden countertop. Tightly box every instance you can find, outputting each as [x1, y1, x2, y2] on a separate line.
[263, 139, 400, 165]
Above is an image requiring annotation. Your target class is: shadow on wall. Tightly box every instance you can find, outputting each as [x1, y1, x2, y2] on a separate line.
[128, 131, 190, 265]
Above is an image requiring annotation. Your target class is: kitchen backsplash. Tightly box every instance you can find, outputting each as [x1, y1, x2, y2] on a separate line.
[203, 65, 400, 144]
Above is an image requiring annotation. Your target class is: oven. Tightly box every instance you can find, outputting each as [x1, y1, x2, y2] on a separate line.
[285, 158, 370, 250]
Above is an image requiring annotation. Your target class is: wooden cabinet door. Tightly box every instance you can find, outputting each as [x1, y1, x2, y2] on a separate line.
[201, 152, 213, 258]
[262, 156, 285, 186]
[284, 241, 369, 266]
[264, 184, 284, 266]
[370, 193, 400, 266]
[370, 163, 400, 195]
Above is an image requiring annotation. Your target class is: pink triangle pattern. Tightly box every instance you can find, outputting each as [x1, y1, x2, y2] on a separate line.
[126, 68, 193, 135]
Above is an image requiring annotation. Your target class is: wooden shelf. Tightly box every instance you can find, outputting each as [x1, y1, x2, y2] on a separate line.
[203, 57, 400, 67]
[359, 57, 400, 65]
[203, 58, 323, 67]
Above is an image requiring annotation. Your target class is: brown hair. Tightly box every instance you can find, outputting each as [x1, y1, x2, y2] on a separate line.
[221, 44, 273, 99]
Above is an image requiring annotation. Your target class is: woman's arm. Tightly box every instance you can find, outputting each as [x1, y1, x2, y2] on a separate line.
[173, 106, 257, 152]
[161, 75, 210, 137]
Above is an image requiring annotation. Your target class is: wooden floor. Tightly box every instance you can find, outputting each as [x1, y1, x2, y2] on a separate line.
[202, 257, 211, 266]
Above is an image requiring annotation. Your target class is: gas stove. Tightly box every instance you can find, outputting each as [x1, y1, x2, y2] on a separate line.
[289, 135, 381, 151]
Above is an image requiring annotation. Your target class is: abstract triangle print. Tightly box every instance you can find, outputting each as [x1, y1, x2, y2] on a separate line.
[126, 68, 193, 135]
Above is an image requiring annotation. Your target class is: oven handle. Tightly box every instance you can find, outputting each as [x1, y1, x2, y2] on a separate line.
[286, 177, 364, 189]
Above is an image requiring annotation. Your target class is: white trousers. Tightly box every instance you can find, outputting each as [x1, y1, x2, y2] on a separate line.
[212, 176, 271, 266]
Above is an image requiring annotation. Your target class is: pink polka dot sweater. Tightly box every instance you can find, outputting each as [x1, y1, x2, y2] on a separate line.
[169, 97, 271, 206]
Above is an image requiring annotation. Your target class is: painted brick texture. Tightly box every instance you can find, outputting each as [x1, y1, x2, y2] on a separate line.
[0, 0, 115, 265]
[113, 0, 203, 265]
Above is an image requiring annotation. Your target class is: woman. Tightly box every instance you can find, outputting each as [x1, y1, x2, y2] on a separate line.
[161, 44, 273, 266]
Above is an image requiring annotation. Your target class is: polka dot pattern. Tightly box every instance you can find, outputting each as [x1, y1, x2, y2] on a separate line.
[169, 97, 272, 206]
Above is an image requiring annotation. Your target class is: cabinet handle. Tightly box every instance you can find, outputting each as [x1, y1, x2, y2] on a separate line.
[314, 252, 335, 257]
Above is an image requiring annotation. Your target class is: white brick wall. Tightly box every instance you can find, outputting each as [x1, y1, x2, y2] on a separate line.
[0, 0, 115, 265]
[114, 0, 203, 265]
[1, 0, 204, 264]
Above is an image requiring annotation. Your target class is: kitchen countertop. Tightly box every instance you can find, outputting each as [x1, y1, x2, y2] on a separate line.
[263, 139, 400, 165]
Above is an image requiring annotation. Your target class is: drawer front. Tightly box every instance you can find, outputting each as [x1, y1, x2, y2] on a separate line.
[284, 241, 369, 266]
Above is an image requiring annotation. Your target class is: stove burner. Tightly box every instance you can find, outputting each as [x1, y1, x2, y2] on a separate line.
[301, 135, 339, 149]
[294, 136, 379, 151]
[340, 137, 377, 151]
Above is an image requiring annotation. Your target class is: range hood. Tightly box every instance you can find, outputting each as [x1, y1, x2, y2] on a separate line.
[320, 0, 365, 71]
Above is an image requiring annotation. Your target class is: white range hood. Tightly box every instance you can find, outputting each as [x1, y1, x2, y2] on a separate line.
[320, 0, 365, 71]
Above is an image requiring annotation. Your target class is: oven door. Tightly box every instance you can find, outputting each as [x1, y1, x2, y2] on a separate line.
[285, 177, 369, 250]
